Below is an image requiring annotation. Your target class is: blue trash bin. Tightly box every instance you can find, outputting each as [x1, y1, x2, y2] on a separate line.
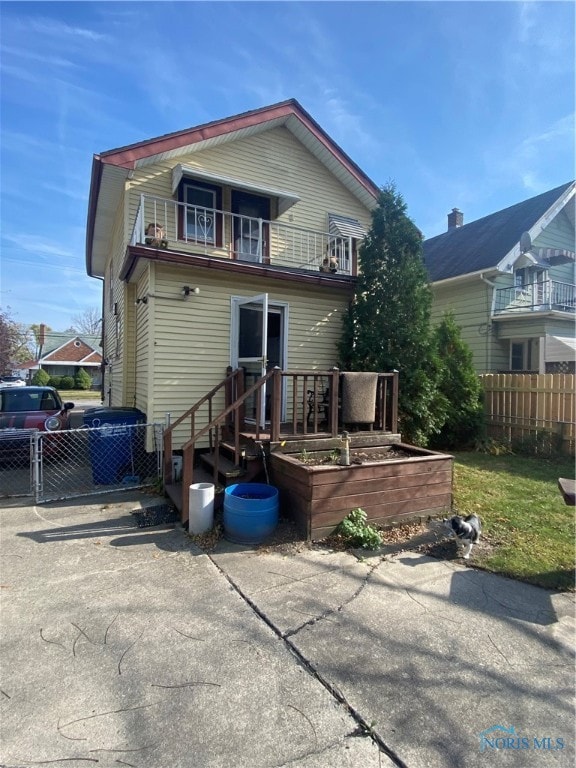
[83, 407, 146, 485]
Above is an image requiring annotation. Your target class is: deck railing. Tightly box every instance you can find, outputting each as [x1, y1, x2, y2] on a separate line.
[130, 194, 354, 275]
[494, 280, 575, 314]
[164, 368, 399, 521]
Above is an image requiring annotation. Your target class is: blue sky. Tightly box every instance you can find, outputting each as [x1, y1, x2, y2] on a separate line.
[0, 0, 574, 331]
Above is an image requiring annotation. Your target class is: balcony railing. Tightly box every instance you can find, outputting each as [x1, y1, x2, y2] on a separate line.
[130, 194, 355, 275]
[494, 280, 575, 314]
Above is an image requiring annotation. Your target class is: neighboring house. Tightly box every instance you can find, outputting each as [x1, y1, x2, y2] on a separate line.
[85, 99, 378, 430]
[423, 182, 575, 374]
[19, 331, 103, 387]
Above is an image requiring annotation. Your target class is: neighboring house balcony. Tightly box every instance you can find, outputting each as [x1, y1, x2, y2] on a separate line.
[494, 280, 575, 315]
[130, 194, 359, 276]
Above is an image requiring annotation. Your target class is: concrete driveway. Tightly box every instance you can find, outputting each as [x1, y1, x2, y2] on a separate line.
[1, 493, 574, 767]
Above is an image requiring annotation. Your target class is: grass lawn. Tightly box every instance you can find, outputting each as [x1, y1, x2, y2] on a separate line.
[59, 390, 102, 402]
[452, 451, 575, 591]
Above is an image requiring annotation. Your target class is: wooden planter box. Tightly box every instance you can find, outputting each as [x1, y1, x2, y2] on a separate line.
[269, 443, 453, 540]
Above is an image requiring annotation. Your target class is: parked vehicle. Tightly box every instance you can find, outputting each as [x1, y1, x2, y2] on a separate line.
[0, 376, 26, 388]
[0, 386, 74, 460]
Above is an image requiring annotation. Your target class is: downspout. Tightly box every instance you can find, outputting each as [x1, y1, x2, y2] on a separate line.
[95, 275, 105, 404]
[480, 273, 497, 372]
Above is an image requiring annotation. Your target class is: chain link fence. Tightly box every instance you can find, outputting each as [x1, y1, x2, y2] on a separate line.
[0, 423, 163, 502]
[0, 429, 35, 497]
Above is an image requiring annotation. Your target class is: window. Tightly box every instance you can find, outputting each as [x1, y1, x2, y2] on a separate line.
[327, 214, 366, 275]
[180, 180, 222, 245]
[510, 341, 532, 371]
[514, 268, 527, 288]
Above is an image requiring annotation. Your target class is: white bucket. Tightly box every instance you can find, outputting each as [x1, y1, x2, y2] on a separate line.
[188, 482, 215, 534]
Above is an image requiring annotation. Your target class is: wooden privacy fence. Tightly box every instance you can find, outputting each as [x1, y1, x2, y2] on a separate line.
[480, 374, 575, 456]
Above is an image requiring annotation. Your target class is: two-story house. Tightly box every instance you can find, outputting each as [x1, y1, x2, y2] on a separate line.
[423, 182, 575, 374]
[85, 99, 380, 447]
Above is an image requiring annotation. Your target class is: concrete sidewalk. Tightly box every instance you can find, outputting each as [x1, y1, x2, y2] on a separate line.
[1, 494, 574, 767]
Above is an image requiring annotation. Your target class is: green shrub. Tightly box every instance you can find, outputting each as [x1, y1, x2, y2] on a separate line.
[430, 312, 484, 450]
[49, 375, 63, 389]
[32, 369, 50, 386]
[74, 367, 92, 390]
[60, 375, 75, 389]
[335, 508, 382, 549]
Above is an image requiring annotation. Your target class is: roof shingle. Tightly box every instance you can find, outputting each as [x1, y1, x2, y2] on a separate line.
[423, 182, 574, 282]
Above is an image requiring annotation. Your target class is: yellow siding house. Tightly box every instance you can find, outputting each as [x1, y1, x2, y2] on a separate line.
[85, 100, 379, 442]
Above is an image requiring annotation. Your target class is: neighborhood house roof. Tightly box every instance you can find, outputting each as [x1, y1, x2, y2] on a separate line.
[423, 181, 575, 283]
[86, 99, 380, 278]
[40, 333, 102, 358]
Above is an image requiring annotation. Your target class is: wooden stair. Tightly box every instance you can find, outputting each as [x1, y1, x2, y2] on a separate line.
[165, 440, 264, 515]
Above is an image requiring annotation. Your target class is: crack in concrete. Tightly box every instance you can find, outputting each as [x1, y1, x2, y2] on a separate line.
[486, 631, 512, 665]
[272, 735, 366, 767]
[117, 631, 144, 675]
[285, 557, 384, 638]
[209, 554, 408, 768]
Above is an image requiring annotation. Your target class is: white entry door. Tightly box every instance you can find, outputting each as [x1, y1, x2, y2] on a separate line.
[235, 293, 269, 428]
[231, 294, 287, 429]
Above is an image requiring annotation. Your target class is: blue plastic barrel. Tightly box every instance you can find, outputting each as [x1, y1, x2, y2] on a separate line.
[223, 483, 279, 544]
[83, 407, 146, 485]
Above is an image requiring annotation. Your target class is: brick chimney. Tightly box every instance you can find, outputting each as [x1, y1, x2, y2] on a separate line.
[39, 323, 46, 346]
[448, 208, 463, 230]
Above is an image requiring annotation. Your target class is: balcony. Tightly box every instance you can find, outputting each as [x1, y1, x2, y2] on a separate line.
[130, 194, 356, 276]
[494, 280, 575, 315]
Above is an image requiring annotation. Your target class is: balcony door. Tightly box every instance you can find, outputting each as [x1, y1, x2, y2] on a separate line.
[231, 294, 287, 427]
[231, 191, 270, 263]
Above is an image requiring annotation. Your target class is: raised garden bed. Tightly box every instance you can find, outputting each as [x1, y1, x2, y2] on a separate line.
[269, 441, 453, 540]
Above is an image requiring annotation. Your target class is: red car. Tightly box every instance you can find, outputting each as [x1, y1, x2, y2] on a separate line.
[0, 386, 74, 460]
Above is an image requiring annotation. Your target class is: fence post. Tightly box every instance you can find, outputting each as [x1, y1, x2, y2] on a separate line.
[32, 431, 42, 502]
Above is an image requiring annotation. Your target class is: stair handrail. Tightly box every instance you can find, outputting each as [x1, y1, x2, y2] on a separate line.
[163, 368, 243, 483]
[178, 370, 276, 521]
[164, 368, 242, 436]
[181, 368, 276, 453]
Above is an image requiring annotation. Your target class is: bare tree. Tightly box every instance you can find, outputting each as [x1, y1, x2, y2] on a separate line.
[70, 308, 102, 336]
[0, 308, 35, 372]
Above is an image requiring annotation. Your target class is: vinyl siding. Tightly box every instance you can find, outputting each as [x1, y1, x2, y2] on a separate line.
[534, 206, 575, 250]
[134, 267, 152, 415]
[141, 263, 350, 447]
[126, 126, 372, 249]
[534, 211, 576, 285]
[430, 277, 495, 373]
[102, 196, 129, 406]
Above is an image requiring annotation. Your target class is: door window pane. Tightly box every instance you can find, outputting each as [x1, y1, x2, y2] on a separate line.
[239, 306, 263, 358]
[185, 185, 215, 242]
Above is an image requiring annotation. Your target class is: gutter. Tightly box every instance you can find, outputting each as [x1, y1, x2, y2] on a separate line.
[85, 155, 103, 277]
[479, 273, 497, 288]
[431, 267, 500, 287]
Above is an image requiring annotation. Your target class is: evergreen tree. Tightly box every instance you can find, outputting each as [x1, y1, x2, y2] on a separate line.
[430, 312, 484, 449]
[74, 367, 92, 390]
[32, 368, 50, 386]
[339, 184, 446, 445]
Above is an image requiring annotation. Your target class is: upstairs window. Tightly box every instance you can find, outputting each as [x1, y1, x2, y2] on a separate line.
[179, 179, 222, 246]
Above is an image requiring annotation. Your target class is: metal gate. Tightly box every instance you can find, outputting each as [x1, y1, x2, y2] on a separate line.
[0, 423, 163, 502]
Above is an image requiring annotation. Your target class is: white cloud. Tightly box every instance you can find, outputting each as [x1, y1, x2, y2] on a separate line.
[0, 44, 79, 69]
[24, 17, 109, 43]
[2, 234, 77, 263]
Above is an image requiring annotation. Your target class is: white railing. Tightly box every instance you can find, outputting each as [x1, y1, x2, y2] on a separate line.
[130, 195, 354, 275]
[494, 280, 575, 314]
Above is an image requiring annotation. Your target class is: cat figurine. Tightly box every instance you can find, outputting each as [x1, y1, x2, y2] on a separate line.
[443, 514, 481, 559]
